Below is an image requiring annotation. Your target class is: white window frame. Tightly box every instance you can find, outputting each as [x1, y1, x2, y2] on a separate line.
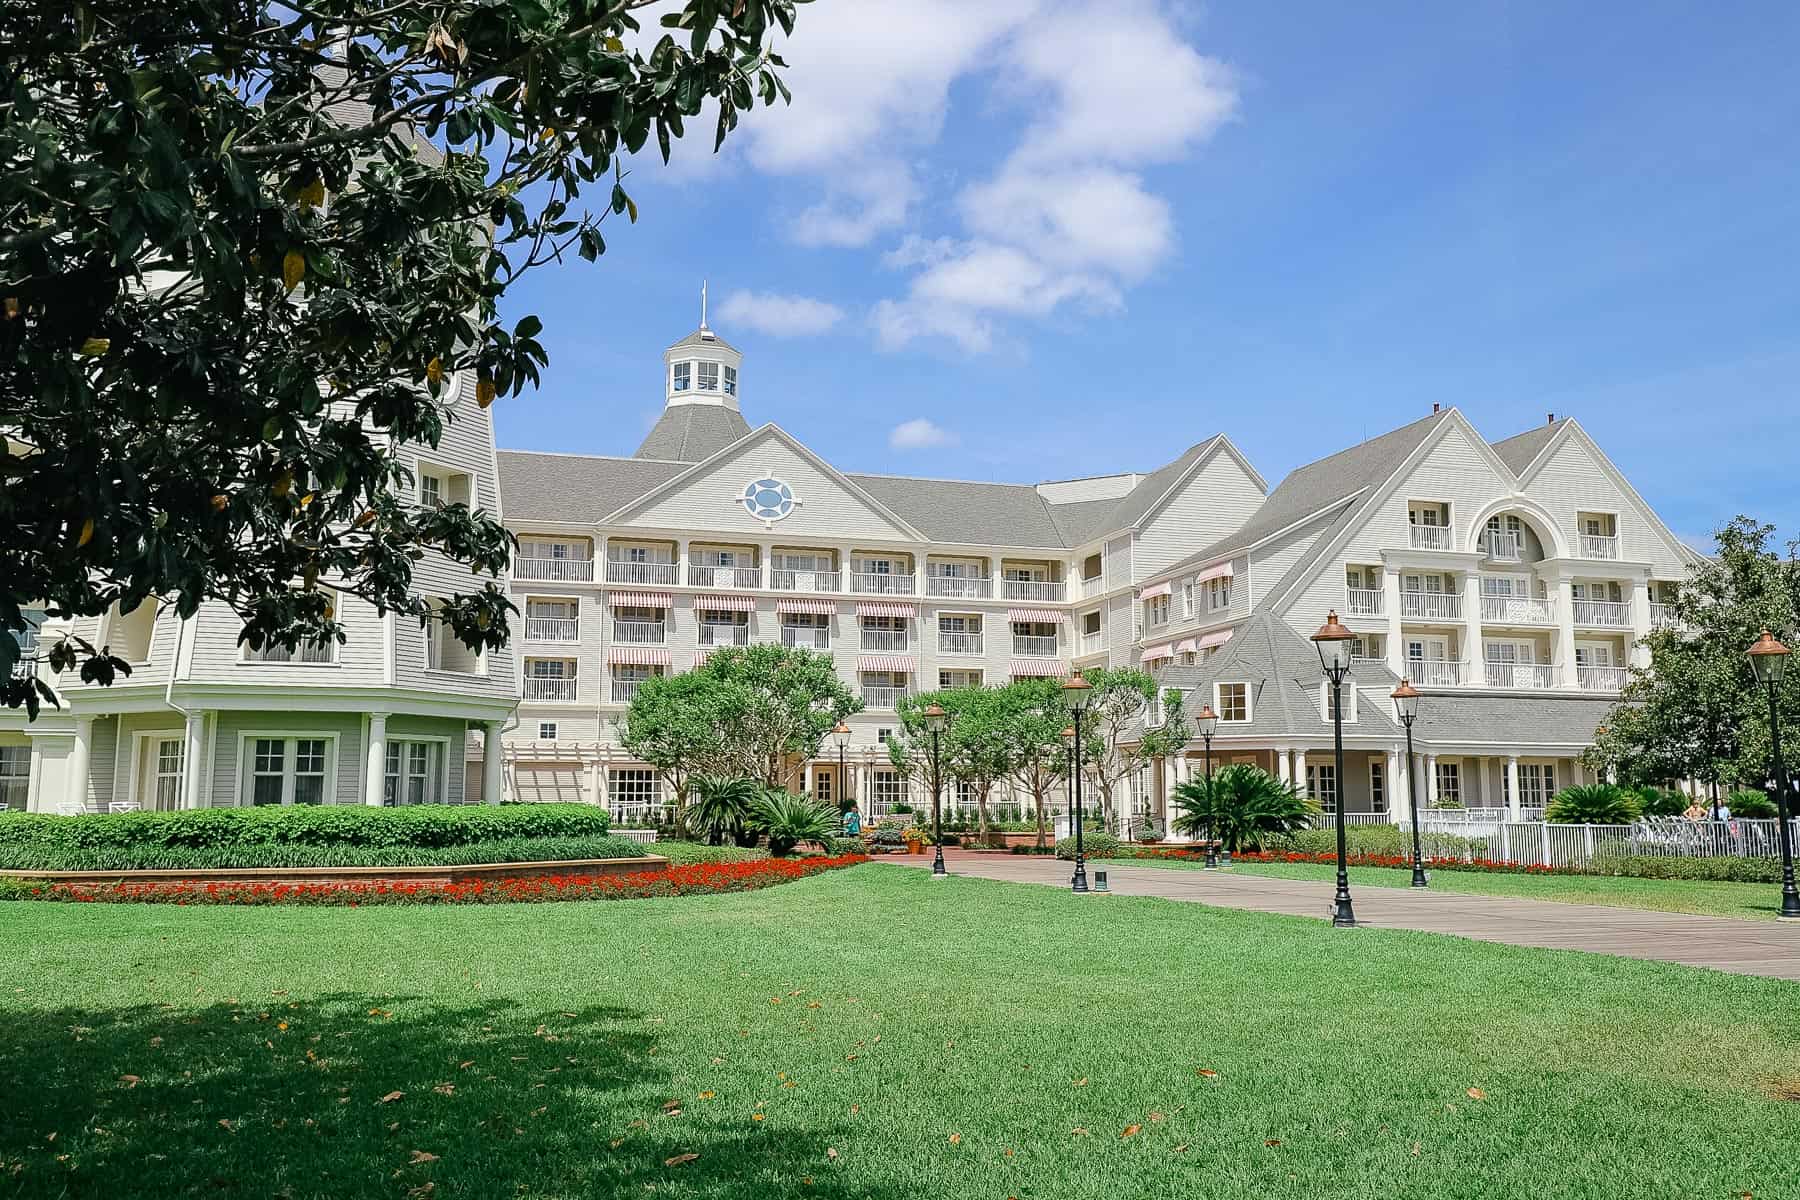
[1215, 681, 1251, 724]
[697, 361, 720, 392]
[0, 743, 28, 812]
[126, 729, 187, 812]
[537, 721, 558, 741]
[1306, 763, 1338, 811]
[671, 361, 691, 391]
[236, 732, 339, 807]
[723, 364, 737, 396]
[1318, 682, 1358, 724]
[1435, 760, 1461, 806]
[607, 767, 663, 813]
[1369, 759, 1386, 813]
[1147, 595, 1170, 626]
[382, 736, 450, 807]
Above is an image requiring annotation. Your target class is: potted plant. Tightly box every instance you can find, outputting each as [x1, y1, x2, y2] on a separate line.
[902, 825, 925, 854]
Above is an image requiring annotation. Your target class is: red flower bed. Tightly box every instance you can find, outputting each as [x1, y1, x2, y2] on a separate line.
[3, 853, 869, 906]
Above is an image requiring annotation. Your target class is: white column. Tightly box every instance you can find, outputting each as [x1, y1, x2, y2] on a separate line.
[1274, 747, 1291, 785]
[676, 539, 690, 586]
[182, 710, 207, 809]
[1387, 748, 1407, 822]
[1506, 755, 1521, 820]
[598, 758, 611, 814]
[585, 757, 602, 806]
[482, 721, 505, 804]
[1461, 572, 1485, 688]
[66, 717, 93, 813]
[1292, 750, 1308, 796]
[803, 760, 815, 797]
[1629, 578, 1653, 668]
[1424, 754, 1439, 807]
[1554, 577, 1579, 688]
[364, 712, 388, 806]
[1383, 567, 1405, 677]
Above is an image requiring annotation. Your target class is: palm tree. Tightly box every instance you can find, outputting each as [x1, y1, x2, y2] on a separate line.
[688, 774, 762, 846]
[1544, 784, 1641, 825]
[748, 789, 840, 856]
[1172, 764, 1315, 853]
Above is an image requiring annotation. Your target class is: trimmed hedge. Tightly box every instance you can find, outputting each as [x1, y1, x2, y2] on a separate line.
[1590, 853, 1785, 884]
[0, 835, 649, 873]
[1055, 833, 1122, 860]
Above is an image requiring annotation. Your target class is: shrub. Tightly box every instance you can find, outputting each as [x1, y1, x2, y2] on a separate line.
[1171, 765, 1315, 851]
[643, 842, 767, 866]
[1055, 832, 1122, 860]
[1280, 824, 1484, 861]
[1133, 821, 1164, 844]
[1635, 787, 1688, 818]
[863, 823, 906, 848]
[1727, 790, 1779, 819]
[687, 775, 762, 846]
[1545, 785, 1641, 825]
[747, 791, 839, 857]
[1589, 853, 1784, 884]
[0, 834, 647, 873]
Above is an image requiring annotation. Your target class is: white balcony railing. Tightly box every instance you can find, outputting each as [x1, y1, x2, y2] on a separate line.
[1580, 534, 1620, 560]
[926, 575, 993, 599]
[689, 564, 761, 589]
[850, 572, 914, 595]
[938, 632, 984, 655]
[861, 686, 909, 710]
[1480, 595, 1554, 625]
[1079, 575, 1105, 599]
[1578, 665, 1628, 690]
[1485, 663, 1556, 689]
[698, 623, 749, 647]
[1079, 633, 1104, 656]
[1650, 602, 1672, 628]
[524, 676, 578, 702]
[611, 680, 644, 704]
[1409, 525, 1453, 551]
[1012, 634, 1059, 657]
[1400, 591, 1461, 621]
[1343, 587, 1383, 616]
[605, 560, 677, 586]
[1482, 531, 1522, 562]
[779, 626, 830, 650]
[613, 620, 666, 644]
[524, 617, 579, 642]
[770, 569, 841, 592]
[1003, 579, 1064, 602]
[1408, 659, 1468, 687]
[860, 629, 908, 652]
[514, 557, 595, 582]
[1573, 600, 1630, 627]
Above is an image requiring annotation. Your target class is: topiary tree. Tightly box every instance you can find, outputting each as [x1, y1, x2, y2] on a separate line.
[1545, 784, 1642, 825]
[1171, 764, 1315, 853]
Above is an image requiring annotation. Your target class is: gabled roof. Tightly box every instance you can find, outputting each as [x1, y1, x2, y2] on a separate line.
[634, 405, 753, 462]
[1039, 435, 1249, 550]
[846, 474, 1068, 549]
[496, 450, 688, 525]
[1489, 419, 1567, 476]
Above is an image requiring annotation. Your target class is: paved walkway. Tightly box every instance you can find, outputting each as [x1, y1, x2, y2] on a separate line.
[883, 853, 1800, 982]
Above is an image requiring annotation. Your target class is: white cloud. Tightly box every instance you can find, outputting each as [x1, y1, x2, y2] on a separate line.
[715, 290, 845, 337]
[871, 300, 993, 355]
[792, 164, 917, 248]
[888, 418, 960, 450]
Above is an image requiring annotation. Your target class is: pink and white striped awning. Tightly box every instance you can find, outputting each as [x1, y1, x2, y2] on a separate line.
[858, 654, 916, 673]
[855, 601, 915, 618]
[607, 592, 671, 609]
[607, 646, 670, 666]
[776, 598, 836, 615]
[1174, 637, 1198, 654]
[696, 594, 756, 613]
[1196, 561, 1235, 584]
[1011, 660, 1068, 677]
[1138, 581, 1173, 600]
[1006, 607, 1068, 624]
[1198, 629, 1235, 650]
[1141, 643, 1175, 662]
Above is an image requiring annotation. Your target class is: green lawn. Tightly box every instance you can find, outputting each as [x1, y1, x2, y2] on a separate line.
[1108, 855, 1786, 921]
[2, 865, 1798, 1199]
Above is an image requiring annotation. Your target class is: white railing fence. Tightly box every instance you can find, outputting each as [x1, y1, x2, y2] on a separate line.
[1407, 818, 1800, 868]
[1305, 811, 1395, 828]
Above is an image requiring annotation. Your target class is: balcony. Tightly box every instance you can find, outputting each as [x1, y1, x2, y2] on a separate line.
[515, 557, 595, 583]
[1003, 579, 1064, 602]
[524, 617, 579, 642]
[1079, 575, 1105, 599]
[861, 685, 908, 710]
[926, 575, 993, 599]
[779, 626, 830, 650]
[1343, 587, 1383, 617]
[1578, 665, 1628, 690]
[1407, 659, 1468, 687]
[850, 572, 915, 596]
[1485, 663, 1556, 689]
[10, 632, 38, 680]
[770, 568, 840, 592]
[1580, 534, 1620, 560]
[1650, 602, 1673, 628]
[689, 565, 761, 589]
[938, 632, 984, 655]
[698, 622, 749, 647]
[1573, 600, 1630, 628]
[524, 676, 577, 702]
[1079, 633, 1104, 656]
[860, 629, 909, 652]
[1409, 525, 1453, 551]
[1012, 634, 1059, 657]
[610, 679, 644, 704]
[1399, 591, 1461, 621]
[605, 560, 677, 586]
[612, 620, 666, 644]
[1480, 595, 1554, 625]
[1482, 531, 1522, 562]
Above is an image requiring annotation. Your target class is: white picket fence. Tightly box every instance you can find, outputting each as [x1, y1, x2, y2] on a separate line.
[1414, 818, 1800, 868]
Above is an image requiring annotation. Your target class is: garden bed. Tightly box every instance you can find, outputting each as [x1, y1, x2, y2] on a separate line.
[0, 854, 668, 888]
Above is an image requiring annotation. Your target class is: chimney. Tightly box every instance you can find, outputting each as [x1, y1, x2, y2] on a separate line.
[1547, 412, 1556, 425]
[1432, 403, 1441, 414]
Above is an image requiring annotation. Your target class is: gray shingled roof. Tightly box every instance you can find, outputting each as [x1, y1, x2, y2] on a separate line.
[1489, 419, 1567, 476]
[667, 328, 739, 353]
[634, 405, 752, 462]
[497, 451, 687, 523]
[845, 475, 1068, 549]
[1037, 437, 1226, 549]
[1411, 692, 1610, 747]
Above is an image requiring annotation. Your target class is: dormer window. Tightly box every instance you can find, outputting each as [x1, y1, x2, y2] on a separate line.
[698, 362, 720, 392]
[672, 362, 691, 392]
[723, 365, 737, 396]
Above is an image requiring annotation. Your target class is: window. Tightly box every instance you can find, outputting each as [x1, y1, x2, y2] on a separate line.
[870, 770, 907, 809]
[1306, 763, 1337, 811]
[1435, 761, 1461, 806]
[416, 465, 470, 509]
[245, 736, 330, 806]
[108, 598, 161, 664]
[1082, 611, 1101, 636]
[1181, 583, 1195, 618]
[383, 741, 443, 806]
[247, 593, 337, 665]
[419, 472, 442, 509]
[697, 361, 720, 391]
[0, 745, 27, 811]
[723, 365, 737, 396]
[876, 728, 893, 745]
[1350, 634, 1380, 661]
[151, 737, 184, 811]
[672, 361, 691, 391]
[1519, 763, 1556, 808]
[1369, 760, 1386, 813]
[1216, 682, 1250, 723]
[1147, 595, 1170, 626]
[607, 768, 662, 816]
[1218, 578, 1232, 609]
[939, 669, 982, 688]
[1082, 553, 1102, 581]
[1408, 503, 1446, 526]
[537, 722, 558, 741]
[1003, 565, 1046, 582]
[1320, 683, 1357, 723]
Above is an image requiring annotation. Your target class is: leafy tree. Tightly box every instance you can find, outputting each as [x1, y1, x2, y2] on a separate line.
[1595, 518, 1800, 794]
[999, 677, 1073, 850]
[748, 789, 838, 857]
[1078, 668, 1187, 831]
[1544, 785, 1641, 825]
[1, 0, 803, 713]
[1171, 764, 1313, 853]
[685, 773, 761, 847]
[891, 686, 1015, 839]
[617, 671, 739, 830]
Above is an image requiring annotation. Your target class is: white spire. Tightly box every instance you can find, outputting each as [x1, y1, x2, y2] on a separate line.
[700, 279, 708, 331]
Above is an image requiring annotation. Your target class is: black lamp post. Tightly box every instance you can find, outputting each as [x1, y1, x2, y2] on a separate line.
[1391, 679, 1427, 888]
[1063, 671, 1095, 894]
[831, 719, 852, 818]
[924, 703, 949, 877]
[1747, 630, 1800, 920]
[1312, 611, 1358, 928]
[1195, 703, 1219, 870]
[1061, 724, 1078, 885]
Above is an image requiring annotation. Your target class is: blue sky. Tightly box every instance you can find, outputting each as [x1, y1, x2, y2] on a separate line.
[496, 2, 1800, 546]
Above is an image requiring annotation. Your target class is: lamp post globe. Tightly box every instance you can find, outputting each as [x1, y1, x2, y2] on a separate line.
[831, 719, 852, 828]
[1312, 611, 1358, 928]
[1747, 630, 1800, 920]
[922, 703, 949, 877]
[1391, 679, 1427, 889]
[1063, 672, 1095, 894]
[1195, 703, 1220, 869]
